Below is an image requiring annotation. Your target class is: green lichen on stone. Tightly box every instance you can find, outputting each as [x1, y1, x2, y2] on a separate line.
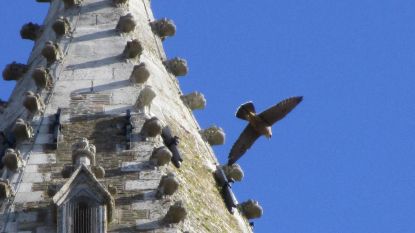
[167, 119, 249, 233]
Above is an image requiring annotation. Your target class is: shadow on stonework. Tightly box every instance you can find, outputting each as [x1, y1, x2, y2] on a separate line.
[135, 219, 163, 232]
[72, 80, 130, 95]
[103, 105, 132, 115]
[70, 115, 105, 123]
[114, 192, 148, 206]
[79, 0, 112, 14]
[105, 162, 153, 178]
[90, 117, 127, 153]
[66, 55, 122, 70]
[73, 29, 117, 43]
[108, 225, 139, 233]
[0, 207, 53, 232]
[67, 115, 126, 151]
[104, 167, 122, 178]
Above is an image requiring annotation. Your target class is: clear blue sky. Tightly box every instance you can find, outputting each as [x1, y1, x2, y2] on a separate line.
[1, 1, 415, 232]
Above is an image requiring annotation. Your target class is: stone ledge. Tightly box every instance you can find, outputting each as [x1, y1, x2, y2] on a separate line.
[125, 180, 159, 191]
[27, 153, 56, 165]
[22, 173, 51, 183]
[14, 191, 44, 203]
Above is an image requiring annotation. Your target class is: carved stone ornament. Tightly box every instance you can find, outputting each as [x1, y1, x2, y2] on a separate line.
[200, 126, 225, 146]
[2, 62, 28, 81]
[239, 199, 263, 220]
[156, 173, 179, 198]
[42, 41, 61, 65]
[32, 67, 52, 89]
[150, 146, 172, 166]
[163, 57, 188, 77]
[135, 85, 156, 109]
[113, 0, 128, 6]
[223, 163, 244, 182]
[71, 137, 96, 166]
[0, 179, 12, 199]
[123, 39, 143, 59]
[141, 117, 163, 138]
[2, 148, 22, 171]
[107, 184, 117, 195]
[53, 17, 71, 36]
[12, 118, 34, 142]
[23, 91, 45, 115]
[181, 92, 206, 110]
[151, 18, 176, 40]
[116, 13, 136, 33]
[63, 0, 83, 8]
[92, 165, 106, 179]
[163, 201, 187, 224]
[130, 63, 150, 84]
[20, 22, 42, 40]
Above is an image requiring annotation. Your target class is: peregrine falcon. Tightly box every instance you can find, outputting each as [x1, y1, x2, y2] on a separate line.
[228, 96, 303, 165]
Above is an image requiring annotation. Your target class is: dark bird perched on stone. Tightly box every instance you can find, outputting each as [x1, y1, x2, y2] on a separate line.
[228, 96, 303, 165]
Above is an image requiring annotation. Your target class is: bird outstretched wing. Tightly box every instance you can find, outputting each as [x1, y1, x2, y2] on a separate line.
[258, 96, 303, 126]
[228, 124, 261, 165]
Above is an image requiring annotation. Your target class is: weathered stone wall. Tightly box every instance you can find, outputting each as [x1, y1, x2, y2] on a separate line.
[0, 0, 253, 232]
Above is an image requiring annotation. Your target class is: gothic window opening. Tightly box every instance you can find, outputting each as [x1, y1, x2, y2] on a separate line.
[53, 165, 114, 233]
[64, 197, 104, 233]
[73, 201, 92, 233]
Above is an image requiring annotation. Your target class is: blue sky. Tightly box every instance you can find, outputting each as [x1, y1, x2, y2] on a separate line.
[1, 1, 415, 232]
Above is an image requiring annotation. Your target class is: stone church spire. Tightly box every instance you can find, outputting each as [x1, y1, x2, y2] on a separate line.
[0, 0, 259, 232]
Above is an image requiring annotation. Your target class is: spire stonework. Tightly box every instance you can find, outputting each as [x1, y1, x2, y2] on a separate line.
[0, 1, 254, 232]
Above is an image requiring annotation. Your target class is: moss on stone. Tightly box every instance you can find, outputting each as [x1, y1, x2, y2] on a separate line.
[167, 119, 250, 233]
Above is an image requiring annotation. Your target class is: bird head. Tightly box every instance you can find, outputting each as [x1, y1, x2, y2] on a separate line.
[264, 131, 272, 139]
[264, 127, 272, 139]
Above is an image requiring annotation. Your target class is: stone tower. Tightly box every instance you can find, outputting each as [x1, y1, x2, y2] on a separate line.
[0, 0, 260, 232]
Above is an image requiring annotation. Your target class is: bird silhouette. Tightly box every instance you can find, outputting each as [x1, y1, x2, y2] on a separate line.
[228, 96, 303, 165]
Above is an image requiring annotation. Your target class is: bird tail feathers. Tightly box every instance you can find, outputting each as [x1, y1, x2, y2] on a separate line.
[236, 102, 255, 120]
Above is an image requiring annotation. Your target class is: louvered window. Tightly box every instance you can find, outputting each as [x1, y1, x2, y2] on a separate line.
[59, 198, 106, 233]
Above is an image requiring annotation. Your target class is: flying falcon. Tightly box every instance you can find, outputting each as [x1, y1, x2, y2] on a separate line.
[228, 96, 303, 165]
